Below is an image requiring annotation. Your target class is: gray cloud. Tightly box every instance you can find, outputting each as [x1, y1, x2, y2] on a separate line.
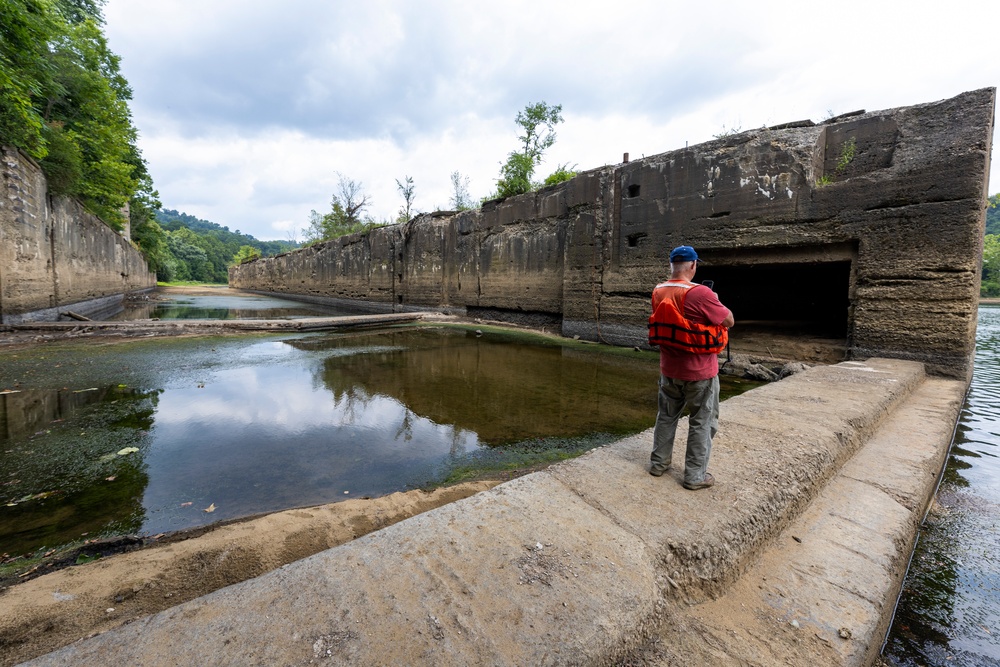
[105, 0, 1000, 240]
[114, 2, 771, 142]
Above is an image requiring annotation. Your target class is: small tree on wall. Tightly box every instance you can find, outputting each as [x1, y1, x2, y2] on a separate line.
[396, 175, 415, 222]
[449, 171, 472, 210]
[304, 173, 375, 243]
[494, 101, 563, 199]
[232, 245, 262, 265]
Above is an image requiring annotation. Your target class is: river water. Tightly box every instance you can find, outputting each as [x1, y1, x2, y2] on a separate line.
[0, 307, 759, 560]
[882, 304, 1000, 665]
[106, 288, 354, 320]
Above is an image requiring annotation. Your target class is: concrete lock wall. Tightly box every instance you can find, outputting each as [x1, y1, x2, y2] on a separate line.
[0, 146, 155, 324]
[230, 89, 996, 380]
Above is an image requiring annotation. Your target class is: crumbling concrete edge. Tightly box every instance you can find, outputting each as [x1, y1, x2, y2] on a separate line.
[240, 289, 468, 317]
[1, 289, 155, 325]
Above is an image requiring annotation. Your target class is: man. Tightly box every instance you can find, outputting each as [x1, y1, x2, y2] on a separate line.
[647, 245, 734, 490]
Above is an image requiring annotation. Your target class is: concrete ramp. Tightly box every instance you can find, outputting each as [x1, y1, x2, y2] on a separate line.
[23, 359, 964, 666]
[644, 376, 966, 665]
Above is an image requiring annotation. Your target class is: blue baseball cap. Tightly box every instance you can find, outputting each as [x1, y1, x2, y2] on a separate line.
[669, 245, 699, 262]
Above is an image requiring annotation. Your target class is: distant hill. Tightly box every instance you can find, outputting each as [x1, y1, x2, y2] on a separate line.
[156, 209, 297, 257]
[152, 209, 299, 283]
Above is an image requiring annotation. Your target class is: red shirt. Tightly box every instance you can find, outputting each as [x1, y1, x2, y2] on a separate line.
[655, 282, 732, 381]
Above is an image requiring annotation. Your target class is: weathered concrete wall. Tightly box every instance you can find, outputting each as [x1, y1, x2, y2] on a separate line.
[0, 147, 155, 324]
[231, 89, 995, 380]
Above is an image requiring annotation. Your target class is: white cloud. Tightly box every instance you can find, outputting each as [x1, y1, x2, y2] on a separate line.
[105, 0, 999, 240]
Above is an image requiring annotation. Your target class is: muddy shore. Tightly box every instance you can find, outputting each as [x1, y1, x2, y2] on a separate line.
[0, 482, 500, 665]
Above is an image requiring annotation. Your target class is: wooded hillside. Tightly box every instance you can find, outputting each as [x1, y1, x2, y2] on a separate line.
[148, 209, 298, 283]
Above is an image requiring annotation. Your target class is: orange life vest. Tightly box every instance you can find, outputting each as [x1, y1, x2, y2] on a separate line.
[648, 281, 728, 354]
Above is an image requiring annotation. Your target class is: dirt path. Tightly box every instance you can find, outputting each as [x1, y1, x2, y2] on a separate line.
[0, 481, 498, 665]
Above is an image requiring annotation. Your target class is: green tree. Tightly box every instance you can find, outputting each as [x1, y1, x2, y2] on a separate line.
[131, 216, 171, 277]
[47, 17, 138, 228]
[449, 171, 472, 210]
[543, 163, 577, 187]
[232, 245, 262, 265]
[54, 0, 104, 23]
[987, 193, 1000, 236]
[494, 101, 564, 199]
[166, 229, 212, 282]
[396, 175, 415, 222]
[495, 152, 536, 199]
[129, 164, 167, 275]
[304, 174, 376, 243]
[0, 0, 149, 231]
[190, 232, 230, 282]
[0, 0, 59, 157]
[983, 233, 1000, 298]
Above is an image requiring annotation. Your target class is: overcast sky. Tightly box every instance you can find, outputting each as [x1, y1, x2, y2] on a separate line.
[104, 0, 998, 242]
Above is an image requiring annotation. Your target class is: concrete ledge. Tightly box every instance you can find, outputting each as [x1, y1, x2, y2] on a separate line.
[24, 359, 947, 666]
[25, 475, 663, 665]
[636, 376, 966, 665]
[548, 358, 925, 601]
[242, 290, 468, 317]
[1, 290, 154, 325]
[9, 313, 425, 333]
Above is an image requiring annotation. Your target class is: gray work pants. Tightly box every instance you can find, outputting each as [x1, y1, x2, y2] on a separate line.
[650, 374, 719, 485]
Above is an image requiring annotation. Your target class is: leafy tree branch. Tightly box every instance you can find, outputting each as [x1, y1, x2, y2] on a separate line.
[493, 101, 564, 199]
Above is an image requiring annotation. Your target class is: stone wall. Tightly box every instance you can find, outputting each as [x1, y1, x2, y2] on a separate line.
[0, 147, 155, 323]
[231, 89, 996, 381]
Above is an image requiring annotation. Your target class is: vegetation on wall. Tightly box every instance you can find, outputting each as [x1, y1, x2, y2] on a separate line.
[395, 175, 415, 223]
[303, 173, 386, 244]
[543, 163, 578, 187]
[449, 171, 473, 210]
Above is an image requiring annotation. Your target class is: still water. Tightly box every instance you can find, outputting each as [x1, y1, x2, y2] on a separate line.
[107, 289, 356, 321]
[883, 304, 1000, 665]
[0, 323, 757, 559]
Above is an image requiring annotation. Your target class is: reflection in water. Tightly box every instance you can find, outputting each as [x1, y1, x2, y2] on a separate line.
[1, 386, 116, 441]
[883, 305, 1000, 665]
[297, 329, 660, 445]
[0, 326, 757, 562]
[0, 387, 157, 556]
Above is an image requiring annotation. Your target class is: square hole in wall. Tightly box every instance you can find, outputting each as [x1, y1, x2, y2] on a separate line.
[627, 232, 647, 248]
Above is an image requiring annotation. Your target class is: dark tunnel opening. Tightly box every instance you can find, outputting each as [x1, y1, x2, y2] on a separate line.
[695, 261, 852, 340]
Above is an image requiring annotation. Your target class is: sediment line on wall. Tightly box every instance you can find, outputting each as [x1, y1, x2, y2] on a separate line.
[0, 146, 156, 324]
